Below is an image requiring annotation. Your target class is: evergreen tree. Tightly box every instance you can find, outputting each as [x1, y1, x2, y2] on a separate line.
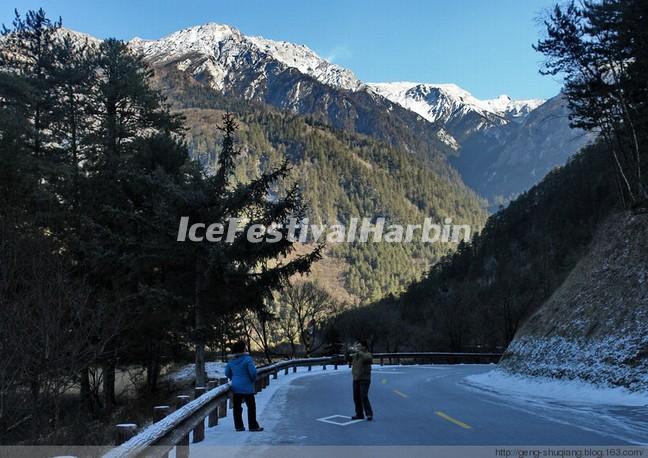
[183, 113, 321, 385]
[534, 0, 648, 206]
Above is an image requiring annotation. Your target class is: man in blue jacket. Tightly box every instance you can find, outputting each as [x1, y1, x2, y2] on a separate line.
[225, 341, 264, 432]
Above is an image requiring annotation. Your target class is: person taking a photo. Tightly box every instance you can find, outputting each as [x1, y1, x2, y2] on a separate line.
[348, 340, 373, 421]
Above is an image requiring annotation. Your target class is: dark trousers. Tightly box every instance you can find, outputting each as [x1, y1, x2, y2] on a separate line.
[232, 393, 259, 430]
[353, 380, 373, 418]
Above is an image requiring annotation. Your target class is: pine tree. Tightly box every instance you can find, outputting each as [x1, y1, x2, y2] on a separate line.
[185, 113, 322, 385]
[534, 0, 648, 206]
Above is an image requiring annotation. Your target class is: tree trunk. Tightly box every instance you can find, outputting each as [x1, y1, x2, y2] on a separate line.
[194, 260, 207, 388]
[29, 379, 40, 441]
[80, 367, 92, 413]
[102, 359, 116, 409]
[146, 345, 161, 393]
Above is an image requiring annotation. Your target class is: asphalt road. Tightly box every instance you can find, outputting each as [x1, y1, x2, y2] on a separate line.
[237, 364, 648, 446]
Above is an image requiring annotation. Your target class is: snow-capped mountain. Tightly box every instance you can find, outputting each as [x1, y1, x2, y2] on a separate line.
[57, 23, 590, 207]
[369, 82, 541, 122]
[368, 82, 544, 146]
[124, 23, 450, 164]
[129, 23, 363, 94]
[365, 81, 593, 206]
[451, 94, 594, 207]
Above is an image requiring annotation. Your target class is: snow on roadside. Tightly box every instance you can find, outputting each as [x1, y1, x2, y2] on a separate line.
[195, 364, 352, 447]
[165, 362, 228, 385]
[464, 368, 648, 406]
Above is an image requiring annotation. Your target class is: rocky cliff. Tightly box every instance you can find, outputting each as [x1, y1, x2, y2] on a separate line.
[500, 211, 648, 390]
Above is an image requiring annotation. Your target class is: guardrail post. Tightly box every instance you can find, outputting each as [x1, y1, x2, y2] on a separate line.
[114, 423, 137, 445]
[284, 367, 289, 375]
[334, 363, 338, 370]
[177, 394, 191, 407]
[213, 377, 232, 412]
[292, 366, 297, 373]
[206, 381, 219, 427]
[175, 395, 191, 458]
[153, 405, 170, 422]
[218, 397, 228, 418]
[192, 387, 206, 443]
[272, 371, 278, 379]
[308, 365, 312, 372]
[322, 364, 327, 370]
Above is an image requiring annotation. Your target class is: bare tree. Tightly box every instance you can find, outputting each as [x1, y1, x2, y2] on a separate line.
[242, 304, 280, 364]
[277, 282, 336, 356]
[0, 222, 118, 440]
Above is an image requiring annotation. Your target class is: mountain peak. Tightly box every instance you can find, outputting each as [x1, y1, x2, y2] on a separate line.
[125, 22, 362, 92]
[368, 81, 545, 124]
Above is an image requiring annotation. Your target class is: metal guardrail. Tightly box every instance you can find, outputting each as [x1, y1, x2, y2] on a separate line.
[104, 352, 501, 458]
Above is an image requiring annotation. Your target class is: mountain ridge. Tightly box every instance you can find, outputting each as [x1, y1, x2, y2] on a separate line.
[60, 22, 590, 209]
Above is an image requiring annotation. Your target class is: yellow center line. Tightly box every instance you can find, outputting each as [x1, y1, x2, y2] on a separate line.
[393, 389, 408, 398]
[435, 411, 472, 429]
[381, 378, 388, 384]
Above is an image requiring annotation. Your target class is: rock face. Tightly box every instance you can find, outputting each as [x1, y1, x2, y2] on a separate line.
[500, 212, 648, 391]
[368, 83, 593, 207]
[451, 94, 595, 207]
[61, 24, 594, 206]
[368, 82, 543, 144]
[128, 24, 450, 163]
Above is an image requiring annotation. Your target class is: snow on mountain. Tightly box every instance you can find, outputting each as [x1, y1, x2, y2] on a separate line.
[125, 24, 541, 131]
[58, 24, 543, 148]
[246, 35, 362, 92]
[481, 94, 545, 121]
[127, 23, 362, 92]
[367, 81, 545, 151]
[55, 24, 578, 205]
[368, 82, 544, 125]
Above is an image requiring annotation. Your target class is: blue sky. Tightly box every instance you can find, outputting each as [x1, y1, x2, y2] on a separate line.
[0, 0, 562, 100]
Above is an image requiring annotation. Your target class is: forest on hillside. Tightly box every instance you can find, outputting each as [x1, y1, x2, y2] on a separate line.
[332, 0, 648, 352]
[0, 10, 323, 444]
[155, 72, 487, 301]
[0, 0, 646, 447]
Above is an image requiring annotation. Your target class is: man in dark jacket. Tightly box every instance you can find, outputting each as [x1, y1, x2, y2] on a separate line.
[349, 340, 373, 421]
[225, 341, 263, 432]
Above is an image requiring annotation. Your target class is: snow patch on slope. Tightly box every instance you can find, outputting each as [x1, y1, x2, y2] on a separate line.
[368, 81, 544, 124]
[465, 369, 648, 406]
[127, 23, 362, 92]
[247, 36, 362, 91]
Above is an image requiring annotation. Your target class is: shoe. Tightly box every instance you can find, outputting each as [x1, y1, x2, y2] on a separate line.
[250, 426, 264, 432]
[351, 415, 364, 420]
[235, 427, 245, 432]
[367, 416, 373, 421]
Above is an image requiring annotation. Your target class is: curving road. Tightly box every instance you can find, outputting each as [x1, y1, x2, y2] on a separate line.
[196, 364, 648, 456]
[258, 365, 648, 445]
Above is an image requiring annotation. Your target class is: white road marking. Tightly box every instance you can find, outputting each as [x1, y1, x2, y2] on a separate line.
[316, 414, 364, 426]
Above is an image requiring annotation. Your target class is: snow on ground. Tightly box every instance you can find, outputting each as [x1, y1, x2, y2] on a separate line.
[464, 369, 648, 445]
[195, 364, 352, 448]
[165, 362, 228, 385]
[464, 369, 648, 406]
